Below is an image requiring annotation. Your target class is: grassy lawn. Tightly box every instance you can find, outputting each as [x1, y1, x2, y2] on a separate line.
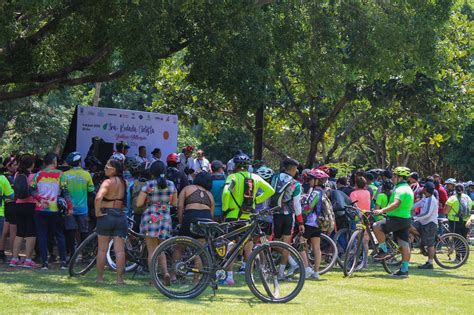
[1, 252, 473, 314]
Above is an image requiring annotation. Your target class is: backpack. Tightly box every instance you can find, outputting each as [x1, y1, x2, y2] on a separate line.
[269, 175, 292, 213]
[314, 188, 335, 233]
[13, 173, 30, 199]
[166, 167, 182, 192]
[329, 189, 352, 218]
[229, 173, 255, 218]
[457, 195, 471, 218]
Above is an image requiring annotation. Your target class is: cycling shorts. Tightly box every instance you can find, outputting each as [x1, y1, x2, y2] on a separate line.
[272, 213, 294, 239]
[379, 217, 411, 246]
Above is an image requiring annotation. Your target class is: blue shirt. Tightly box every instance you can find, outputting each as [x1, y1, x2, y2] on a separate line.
[211, 173, 226, 217]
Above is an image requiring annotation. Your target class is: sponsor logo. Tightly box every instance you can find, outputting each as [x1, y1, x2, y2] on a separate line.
[87, 110, 95, 116]
[98, 111, 105, 117]
[138, 115, 143, 120]
[108, 113, 118, 117]
[79, 107, 84, 115]
[102, 123, 108, 130]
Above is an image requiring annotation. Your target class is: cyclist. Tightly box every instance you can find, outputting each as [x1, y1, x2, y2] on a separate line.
[166, 153, 189, 195]
[444, 183, 473, 239]
[411, 181, 438, 269]
[63, 152, 95, 260]
[221, 152, 274, 285]
[433, 174, 448, 217]
[210, 160, 226, 223]
[373, 166, 414, 278]
[271, 158, 305, 280]
[255, 166, 274, 236]
[408, 172, 423, 202]
[0, 170, 14, 263]
[299, 169, 330, 280]
[444, 178, 456, 197]
[374, 180, 394, 222]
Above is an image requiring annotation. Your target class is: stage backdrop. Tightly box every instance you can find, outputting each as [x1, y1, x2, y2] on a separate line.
[75, 105, 178, 161]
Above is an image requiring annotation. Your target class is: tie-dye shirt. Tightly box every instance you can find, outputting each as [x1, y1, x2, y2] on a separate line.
[64, 167, 95, 215]
[31, 167, 70, 212]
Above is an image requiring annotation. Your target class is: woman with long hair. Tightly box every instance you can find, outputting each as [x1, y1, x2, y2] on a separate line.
[95, 159, 127, 284]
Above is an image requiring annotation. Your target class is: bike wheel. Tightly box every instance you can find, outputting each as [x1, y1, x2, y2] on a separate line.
[310, 234, 338, 275]
[434, 233, 470, 269]
[334, 228, 351, 268]
[245, 241, 305, 303]
[342, 229, 364, 277]
[106, 239, 139, 272]
[382, 236, 403, 274]
[151, 236, 212, 299]
[68, 232, 98, 277]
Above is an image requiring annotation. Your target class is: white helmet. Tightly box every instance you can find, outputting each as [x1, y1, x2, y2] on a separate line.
[445, 178, 456, 185]
[110, 152, 126, 162]
[256, 166, 274, 180]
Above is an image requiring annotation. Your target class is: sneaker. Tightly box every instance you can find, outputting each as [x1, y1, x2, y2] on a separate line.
[48, 255, 57, 263]
[304, 267, 314, 279]
[237, 264, 246, 274]
[287, 264, 299, 277]
[391, 269, 409, 278]
[310, 272, 320, 280]
[60, 261, 68, 270]
[418, 262, 433, 270]
[41, 263, 49, 270]
[373, 251, 391, 261]
[22, 260, 39, 269]
[9, 258, 22, 267]
[223, 278, 235, 285]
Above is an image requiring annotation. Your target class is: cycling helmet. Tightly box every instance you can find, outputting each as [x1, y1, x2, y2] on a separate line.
[57, 197, 68, 215]
[393, 166, 411, 177]
[65, 152, 81, 165]
[445, 178, 456, 185]
[166, 153, 179, 164]
[256, 166, 274, 180]
[308, 169, 329, 179]
[233, 153, 251, 165]
[382, 180, 394, 191]
[468, 181, 474, 187]
[317, 165, 330, 175]
[125, 157, 141, 171]
[110, 152, 126, 162]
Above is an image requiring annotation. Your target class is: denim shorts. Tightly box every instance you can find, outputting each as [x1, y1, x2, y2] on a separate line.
[96, 208, 127, 238]
[64, 214, 89, 233]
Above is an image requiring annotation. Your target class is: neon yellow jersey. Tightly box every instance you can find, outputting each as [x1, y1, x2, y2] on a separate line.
[0, 175, 14, 217]
[387, 182, 414, 219]
[446, 194, 472, 222]
[222, 171, 274, 220]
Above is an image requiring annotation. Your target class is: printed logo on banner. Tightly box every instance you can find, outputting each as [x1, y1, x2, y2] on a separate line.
[108, 113, 117, 117]
[138, 115, 143, 120]
[120, 114, 129, 118]
[87, 110, 95, 116]
[146, 115, 151, 121]
[98, 111, 105, 117]
[79, 107, 85, 115]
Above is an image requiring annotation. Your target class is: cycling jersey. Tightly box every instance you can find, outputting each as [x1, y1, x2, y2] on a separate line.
[31, 167, 71, 212]
[0, 175, 14, 217]
[64, 167, 95, 215]
[387, 181, 414, 219]
[304, 188, 323, 227]
[222, 171, 274, 220]
[446, 194, 472, 222]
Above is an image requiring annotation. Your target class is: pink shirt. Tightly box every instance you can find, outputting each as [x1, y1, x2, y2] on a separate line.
[350, 189, 371, 211]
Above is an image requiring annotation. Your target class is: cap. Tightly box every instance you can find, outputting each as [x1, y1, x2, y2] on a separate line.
[424, 181, 435, 194]
[211, 160, 224, 171]
[409, 172, 419, 181]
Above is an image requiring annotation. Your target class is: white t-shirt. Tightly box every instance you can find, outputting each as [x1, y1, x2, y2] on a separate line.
[413, 195, 438, 225]
[194, 158, 210, 173]
[178, 153, 194, 181]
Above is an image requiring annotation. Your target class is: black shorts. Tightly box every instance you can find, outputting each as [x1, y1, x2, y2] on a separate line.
[96, 208, 128, 238]
[15, 203, 36, 238]
[179, 209, 213, 239]
[380, 216, 411, 245]
[302, 225, 321, 239]
[413, 221, 437, 247]
[272, 214, 294, 239]
[4, 202, 17, 224]
[448, 220, 469, 239]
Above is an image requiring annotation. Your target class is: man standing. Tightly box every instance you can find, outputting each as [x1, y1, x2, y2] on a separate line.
[373, 166, 414, 278]
[63, 152, 95, 259]
[444, 178, 456, 197]
[444, 183, 473, 238]
[31, 153, 72, 270]
[135, 146, 149, 165]
[165, 153, 189, 194]
[150, 148, 162, 163]
[178, 145, 195, 182]
[116, 141, 130, 156]
[433, 174, 448, 217]
[412, 182, 438, 269]
[193, 149, 210, 173]
[210, 160, 226, 222]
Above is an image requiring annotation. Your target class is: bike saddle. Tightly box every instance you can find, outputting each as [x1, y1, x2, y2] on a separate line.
[438, 218, 449, 223]
[196, 219, 219, 228]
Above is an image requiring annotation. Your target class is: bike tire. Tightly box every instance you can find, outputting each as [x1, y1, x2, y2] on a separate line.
[245, 241, 305, 303]
[342, 229, 364, 277]
[434, 233, 470, 269]
[382, 236, 402, 274]
[151, 236, 212, 299]
[333, 228, 351, 268]
[317, 234, 338, 275]
[106, 239, 139, 272]
[68, 232, 98, 277]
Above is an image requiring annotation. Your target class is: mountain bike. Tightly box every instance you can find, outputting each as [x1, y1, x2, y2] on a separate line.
[343, 210, 402, 277]
[293, 232, 338, 275]
[410, 217, 470, 269]
[150, 207, 305, 303]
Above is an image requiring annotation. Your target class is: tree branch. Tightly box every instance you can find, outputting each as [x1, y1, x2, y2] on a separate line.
[279, 76, 311, 128]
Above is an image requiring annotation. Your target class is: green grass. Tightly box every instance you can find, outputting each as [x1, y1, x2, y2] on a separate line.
[1, 252, 473, 314]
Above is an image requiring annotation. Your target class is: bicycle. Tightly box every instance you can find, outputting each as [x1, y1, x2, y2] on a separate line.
[343, 210, 402, 277]
[150, 207, 306, 303]
[410, 217, 470, 269]
[69, 218, 148, 277]
[293, 232, 338, 275]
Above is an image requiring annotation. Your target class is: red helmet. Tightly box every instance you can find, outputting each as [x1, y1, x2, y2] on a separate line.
[166, 153, 178, 163]
[184, 145, 194, 152]
[317, 165, 330, 175]
[308, 169, 329, 179]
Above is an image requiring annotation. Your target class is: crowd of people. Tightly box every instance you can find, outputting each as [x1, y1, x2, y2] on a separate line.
[0, 142, 473, 284]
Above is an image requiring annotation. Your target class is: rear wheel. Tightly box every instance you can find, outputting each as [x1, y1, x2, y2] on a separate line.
[106, 239, 139, 272]
[310, 234, 338, 275]
[342, 229, 364, 277]
[381, 235, 403, 274]
[334, 228, 351, 268]
[68, 232, 98, 277]
[434, 233, 470, 269]
[245, 241, 305, 303]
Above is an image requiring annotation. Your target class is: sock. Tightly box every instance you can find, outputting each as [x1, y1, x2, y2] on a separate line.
[305, 266, 313, 274]
[401, 261, 409, 272]
[288, 256, 297, 267]
[378, 242, 388, 253]
[241, 262, 246, 269]
[427, 259, 433, 264]
[227, 271, 234, 280]
[279, 264, 286, 276]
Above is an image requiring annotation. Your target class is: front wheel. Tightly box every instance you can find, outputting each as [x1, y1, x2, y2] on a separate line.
[106, 239, 139, 272]
[151, 236, 212, 299]
[381, 235, 403, 274]
[245, 241, 305, 303]
[434, 233, 470, 269]
[68, 232, 98, 277]
[342, 229, 364, 277]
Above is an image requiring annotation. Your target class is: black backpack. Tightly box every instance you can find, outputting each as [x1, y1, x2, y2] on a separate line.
[14, 173, 30, 199]
[229, 173, 255, 218]
[330, 189, 352, 218]
[269, 175, 292, 212]
[166, 167, 182, 192]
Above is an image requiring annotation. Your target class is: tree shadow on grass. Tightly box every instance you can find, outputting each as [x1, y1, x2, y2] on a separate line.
[353, 267, 474, 281]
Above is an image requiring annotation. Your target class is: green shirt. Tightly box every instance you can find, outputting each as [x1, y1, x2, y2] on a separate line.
[387, 181, 414, 219]
[0, 175, 14, 217]
[446, 194, 473, 222]
[374, 192, 389, 221]
[222, 171, 274, 220]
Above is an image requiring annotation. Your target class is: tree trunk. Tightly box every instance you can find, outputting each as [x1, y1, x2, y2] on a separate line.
[253, 104, 264, 160]
[305, 125, 318, 168]
[92, 82, 102, 106]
